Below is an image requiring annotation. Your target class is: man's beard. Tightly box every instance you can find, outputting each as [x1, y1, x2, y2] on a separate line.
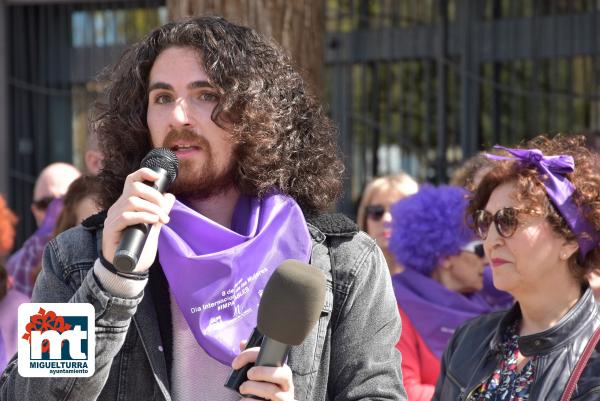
[162, 128, 238, 200]
[169, 156, 237, 200]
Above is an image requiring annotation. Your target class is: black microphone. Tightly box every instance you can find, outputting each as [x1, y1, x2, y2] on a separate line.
[113, 148, 179, 272]
[224, 259, 326, 398]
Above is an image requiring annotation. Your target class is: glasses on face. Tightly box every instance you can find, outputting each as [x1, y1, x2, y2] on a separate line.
[461, 240, 485, 258]
[365, 204, 386, 222]
[474, 207, 535, 240]
[32, 196, 55, 211]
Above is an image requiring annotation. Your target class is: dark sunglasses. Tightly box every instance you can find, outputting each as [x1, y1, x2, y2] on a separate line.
[461, 241, 485, 258]
[474, 207, 534, 240]
[32, 196, 55, 211]
[365, 204, 386, 221]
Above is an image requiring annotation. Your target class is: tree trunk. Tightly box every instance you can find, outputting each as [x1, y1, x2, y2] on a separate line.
[167, 0, 325, 94]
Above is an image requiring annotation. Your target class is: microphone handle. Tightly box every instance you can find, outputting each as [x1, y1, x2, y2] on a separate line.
[113, 223, 149, 272]
[255, 337, 290, 367]
[113, 167, 170, 273]
[224, 328, 264, 393]
[239, 338, 291, 400]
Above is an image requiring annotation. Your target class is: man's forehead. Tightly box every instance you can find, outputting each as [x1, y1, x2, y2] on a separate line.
[148, 46, 208, 84]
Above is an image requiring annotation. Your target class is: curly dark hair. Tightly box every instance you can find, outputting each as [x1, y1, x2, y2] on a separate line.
[467, 134, 600, 283]
[92, 16, 344, 213]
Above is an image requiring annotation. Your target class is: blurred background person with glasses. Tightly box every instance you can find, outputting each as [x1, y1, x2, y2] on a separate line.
[5, 162, 80, 297]
[356, 173, 419, 275]
[389, 185, 491, 401]
[433, 135, 600, 401]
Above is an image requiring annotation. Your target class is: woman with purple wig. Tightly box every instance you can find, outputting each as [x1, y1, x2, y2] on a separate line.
[389, 185, 491, 401]
[432, 135, 600, 401]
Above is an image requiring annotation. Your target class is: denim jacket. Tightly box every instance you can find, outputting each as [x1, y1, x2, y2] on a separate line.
[0, 212, 406, 401]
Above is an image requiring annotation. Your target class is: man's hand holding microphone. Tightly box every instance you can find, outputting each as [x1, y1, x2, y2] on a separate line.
[101, 149, 178, 278]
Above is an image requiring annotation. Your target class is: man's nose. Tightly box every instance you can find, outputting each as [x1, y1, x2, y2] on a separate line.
[171, 98, 193, 127]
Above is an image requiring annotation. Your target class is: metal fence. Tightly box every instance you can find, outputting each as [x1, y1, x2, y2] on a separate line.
[325, 0, 600, 215]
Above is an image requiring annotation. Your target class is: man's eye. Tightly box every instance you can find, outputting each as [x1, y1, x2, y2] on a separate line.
[154, 94, 172, 104]
[199, 92, 218, 102]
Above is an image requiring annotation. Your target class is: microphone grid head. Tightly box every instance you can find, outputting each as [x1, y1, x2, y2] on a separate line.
[140, 148, 179, 185]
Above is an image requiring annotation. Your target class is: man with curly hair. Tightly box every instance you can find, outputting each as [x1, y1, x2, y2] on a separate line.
[0, 17, 406, 401]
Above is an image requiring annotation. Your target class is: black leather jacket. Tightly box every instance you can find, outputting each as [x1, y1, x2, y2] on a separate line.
[433, 287, 600, 401]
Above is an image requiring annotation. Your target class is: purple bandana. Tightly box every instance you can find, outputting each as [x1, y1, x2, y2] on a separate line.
[392, 269, 494, 359]
[158, 193, 311, 365]
[487, 145, 600, 261]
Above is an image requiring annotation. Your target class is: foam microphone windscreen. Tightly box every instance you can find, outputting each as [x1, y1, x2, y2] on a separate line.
[257, 260, 326, 346]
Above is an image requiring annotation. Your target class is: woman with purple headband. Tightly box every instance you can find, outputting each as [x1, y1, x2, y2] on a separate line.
[433, 135, 600, 401]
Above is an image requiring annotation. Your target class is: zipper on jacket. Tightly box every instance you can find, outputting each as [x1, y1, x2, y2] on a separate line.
[463, 378, 490, 401]
[457, 351, 499, 401]
[447, 369, 491, 401]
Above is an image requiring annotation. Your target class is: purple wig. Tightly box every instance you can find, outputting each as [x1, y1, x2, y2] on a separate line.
[389, 185, 475, 276]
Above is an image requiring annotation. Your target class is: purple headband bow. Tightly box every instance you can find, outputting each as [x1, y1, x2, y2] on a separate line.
[487, 145, 600, 262]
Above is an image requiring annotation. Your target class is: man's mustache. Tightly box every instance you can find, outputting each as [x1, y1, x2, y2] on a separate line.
[163, 129, 209, 150]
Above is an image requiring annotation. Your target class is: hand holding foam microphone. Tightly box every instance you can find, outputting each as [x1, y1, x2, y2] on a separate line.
[225, 260, 326, 399]
[111, 148, 179, 272]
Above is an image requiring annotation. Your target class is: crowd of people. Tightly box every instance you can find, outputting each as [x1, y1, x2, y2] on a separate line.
[0, 15, 599, 401]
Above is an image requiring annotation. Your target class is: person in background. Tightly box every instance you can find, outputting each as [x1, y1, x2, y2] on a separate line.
[29, 175, 104, 287]
[0, 196, 17, 266]
[0, 196, 28, 373]
[53, 175, 102, 236]
[450, 152, 492, 191]
[5, 162, 80, 297]
[451, 153, 514, 309]
[84, 130, 104, 175]
[433, 135, 600, 401]
[357, 173, 419, 275]
[0, 265, 27, 373]
[389, 185, 491, 401]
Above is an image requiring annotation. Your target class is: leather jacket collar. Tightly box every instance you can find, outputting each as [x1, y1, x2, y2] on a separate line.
[490, 286, 595, 357]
